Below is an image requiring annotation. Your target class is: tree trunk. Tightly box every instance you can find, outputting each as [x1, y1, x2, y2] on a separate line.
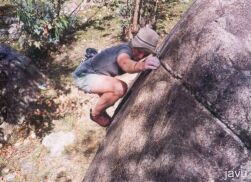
[151, 0, 158, 29]
[131, 0, 141, 34]
[84, 0, 251, 181]
[56, 0, 61, 17]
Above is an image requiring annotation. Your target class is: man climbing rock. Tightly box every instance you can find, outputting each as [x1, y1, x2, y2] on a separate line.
[72, 27, 160, 127]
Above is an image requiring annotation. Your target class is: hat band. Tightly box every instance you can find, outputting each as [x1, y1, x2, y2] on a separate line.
[136, 35, 156, 49]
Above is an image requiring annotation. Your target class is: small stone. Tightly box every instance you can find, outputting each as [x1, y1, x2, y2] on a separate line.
[2, 168, 10, 174]
[14, 141, 22, 147]
[4, 173, 15, 182]
[42, 131, 75, 157]
[30, 131, 36, 139]
[4, 135, 8, 141]
[21, 160, 33, 175]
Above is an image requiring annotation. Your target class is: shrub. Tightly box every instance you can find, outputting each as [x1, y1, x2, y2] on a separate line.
[11, 0, 76, 49]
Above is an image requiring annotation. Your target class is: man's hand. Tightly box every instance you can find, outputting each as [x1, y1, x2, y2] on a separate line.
[117, 53, 160, 73]
[144, 56, 160, 70]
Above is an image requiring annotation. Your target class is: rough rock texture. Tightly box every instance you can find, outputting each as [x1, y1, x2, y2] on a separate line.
[0, 44, 45, 142]
[84, 0, 251, 181]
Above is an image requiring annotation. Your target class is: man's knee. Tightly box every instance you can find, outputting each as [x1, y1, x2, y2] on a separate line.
[114, 81, 128, 97]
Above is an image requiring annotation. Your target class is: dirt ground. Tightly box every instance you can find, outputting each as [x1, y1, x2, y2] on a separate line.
[0, 1, 192, 181]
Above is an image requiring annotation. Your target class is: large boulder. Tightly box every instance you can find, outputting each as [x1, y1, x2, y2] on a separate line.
[84, 0, 251, 181]
[0, 44, 45, 142]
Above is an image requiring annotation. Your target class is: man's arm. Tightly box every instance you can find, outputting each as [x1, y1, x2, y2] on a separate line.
[117, 53, 145, 73]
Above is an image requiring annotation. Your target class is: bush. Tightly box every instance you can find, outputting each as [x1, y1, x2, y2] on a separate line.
[11, 0, 76, 49]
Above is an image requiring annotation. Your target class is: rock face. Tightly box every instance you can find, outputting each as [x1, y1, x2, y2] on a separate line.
[84, 0, 251, 181]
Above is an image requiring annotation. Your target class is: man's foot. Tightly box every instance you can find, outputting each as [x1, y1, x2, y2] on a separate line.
[90, 109, 111, 127]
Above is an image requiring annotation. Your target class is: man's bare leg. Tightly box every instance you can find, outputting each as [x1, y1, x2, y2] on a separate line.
[88, 75, 128, 116]
[92, 92, 121, 116]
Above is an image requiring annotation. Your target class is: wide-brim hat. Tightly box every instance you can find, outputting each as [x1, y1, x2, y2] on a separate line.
[131, 27, 159, 54]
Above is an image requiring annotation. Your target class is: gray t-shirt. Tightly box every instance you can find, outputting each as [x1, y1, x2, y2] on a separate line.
[73, 44, 132, 77]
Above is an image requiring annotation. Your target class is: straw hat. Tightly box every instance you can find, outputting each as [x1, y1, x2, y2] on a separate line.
[131, 27, 159, 53]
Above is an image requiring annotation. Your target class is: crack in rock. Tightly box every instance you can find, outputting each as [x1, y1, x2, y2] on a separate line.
[160, 62, 249, 151]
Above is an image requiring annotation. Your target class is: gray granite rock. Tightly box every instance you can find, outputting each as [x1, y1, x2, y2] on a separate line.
[0, 44, 43, 125]
[84, 0, 251, 181]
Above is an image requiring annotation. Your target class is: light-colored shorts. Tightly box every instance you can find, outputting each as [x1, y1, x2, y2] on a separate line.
[73, 74, 99, 93]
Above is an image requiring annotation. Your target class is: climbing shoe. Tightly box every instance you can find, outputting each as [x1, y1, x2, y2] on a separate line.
[90, 109, 111, 127]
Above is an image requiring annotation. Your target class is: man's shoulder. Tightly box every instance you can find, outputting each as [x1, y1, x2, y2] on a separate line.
[99, 43, 131, 57]
[116, 43, 132, 56]
[107, 43, 130, 51]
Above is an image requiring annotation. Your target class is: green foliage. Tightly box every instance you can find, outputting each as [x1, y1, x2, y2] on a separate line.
[118, 0, 159, 27]
[117, 0, 187, 39]
[11, 0, 76, 49]
[140, 0, 158, 23]
[118, 0, 133, 29]
[117, 0, 159, 39]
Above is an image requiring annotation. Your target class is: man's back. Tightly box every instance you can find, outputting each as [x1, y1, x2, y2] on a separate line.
[73, 44, 132, 77]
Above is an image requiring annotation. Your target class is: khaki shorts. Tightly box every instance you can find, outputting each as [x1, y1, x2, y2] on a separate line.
[73, 74, 100, 93]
